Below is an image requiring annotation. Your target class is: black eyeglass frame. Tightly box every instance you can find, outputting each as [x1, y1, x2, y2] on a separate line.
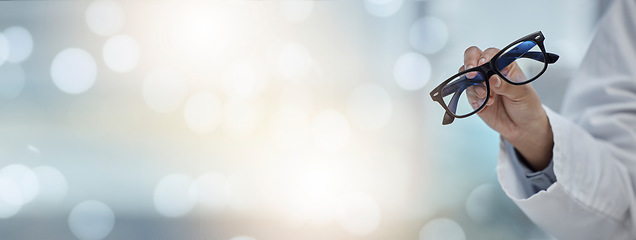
[429, 31, 559, 125]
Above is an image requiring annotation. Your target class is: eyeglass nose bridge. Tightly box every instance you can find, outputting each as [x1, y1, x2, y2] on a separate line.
[474, 63, 497, 79]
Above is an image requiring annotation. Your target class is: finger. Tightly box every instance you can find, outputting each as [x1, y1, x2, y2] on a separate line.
[478, 47, 500, 66]
[463, 46, 482, 71]
[488, 74, 535, 102]
[465, 88, 480, 110]
[457, 65, 465, 73]
[484, 92, 496, 107]
[466, 85, 488, 110]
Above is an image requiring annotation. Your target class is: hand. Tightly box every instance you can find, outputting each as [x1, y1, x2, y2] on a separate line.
[463, 46, 553, 171]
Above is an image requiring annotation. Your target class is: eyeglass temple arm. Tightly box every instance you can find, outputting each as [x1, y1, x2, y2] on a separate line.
[497, 51, 559, 69]
[439, 77, 485, 125]
[440, 77, 486, 98]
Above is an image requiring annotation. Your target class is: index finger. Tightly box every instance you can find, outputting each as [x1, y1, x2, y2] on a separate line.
[464, 46, 483, 71]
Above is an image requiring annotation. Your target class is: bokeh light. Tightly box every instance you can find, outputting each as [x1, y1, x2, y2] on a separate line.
[224, 100, 257, 138]
[279, 84, 314, 120]
[166, 2, 255, 75]
[393, 52, 431, 91]
[419, 218, 466, 240]
[465, 184, 498, 222]
[154, 174, 197, 218]
[228, 171, 261, 211]
[32, 166, 68, 203]
[68, 200, 116, 240]
[184, 91, 223, 135]
[102, 34, 140, 73]
[0, 33, 8, 66]
[222, 59, 266, 100]
[409, 17, 449, 55]
[312, 109, 350, 152]
[269, 84, 314, 149]
[363, 0, 403, 18]
[271, 105, 312, 150]
[4, 26, 33, 63]
[0, 62, 25, 99]
[142, 66, 188, 113]
[191, 172, 231, 211]
[85, 0, 125, 37]
[0, 164, 39, 205]
[279, 0, 314, 23]
[0, 176, 22, 218]
[336, 192, 381, 236]
[347, 83, 392, 131]
[283, 164, 342, 225]
[50, 48, 97, 94]
[278, 42, 313, 83]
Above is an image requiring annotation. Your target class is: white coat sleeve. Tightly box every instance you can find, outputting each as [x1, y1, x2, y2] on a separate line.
[497, 0, 636, 239]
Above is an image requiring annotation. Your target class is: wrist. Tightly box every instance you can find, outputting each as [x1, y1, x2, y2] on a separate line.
[505, 111, 554, 171]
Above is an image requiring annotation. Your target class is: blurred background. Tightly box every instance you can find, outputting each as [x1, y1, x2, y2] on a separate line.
[0, 0, 608, 239]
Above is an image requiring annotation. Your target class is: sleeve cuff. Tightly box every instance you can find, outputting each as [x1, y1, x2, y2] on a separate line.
[497, 105, 560, 200]
[509, 141, 557, 193]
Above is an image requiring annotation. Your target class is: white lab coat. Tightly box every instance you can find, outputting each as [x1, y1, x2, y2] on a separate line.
[497, 0, 636, 239]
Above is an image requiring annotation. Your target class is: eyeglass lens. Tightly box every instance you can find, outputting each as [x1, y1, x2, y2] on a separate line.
[495, 41, 545, 84]
[441, 71, 487, 117]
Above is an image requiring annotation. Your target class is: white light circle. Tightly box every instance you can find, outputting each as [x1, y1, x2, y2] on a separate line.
[86, 0, 125, 36]
[228, 172, 261, 211]
[278, 43, 313, 82]
[419, 218, 466, 240]
[191, 172, 231, 211]
[51, 48, 97, 94]
[229, 236, 256, 240]
[222, 60, 261, 99]
[270, 105, 311, 150]
[68, 200, 116, 240]
[33, 166, 68, 203]
[154, 174, 197, 218]
[409, 17, 448, 55]
[142, 66, 188, 113]
[0, 164, 39, 205]
[103, 34, 140, 73]
[364, 0, 403, 18]
[0, 62, 25, 99]
[184, 92, 223, 135]
[4, 26, 33, 63]
[280, 0, 314, 23]
[0, 33, 11, 66]
[466, 184, 498, 222]
[312, 109, 350, 152]
[347, 83, 392, 131]
[0, 177, 22, 218]
[280, 83, 313, 106]
[225, 101, 256, 138]
[393, 52, 431, 91]
[337, 192, 381, 236]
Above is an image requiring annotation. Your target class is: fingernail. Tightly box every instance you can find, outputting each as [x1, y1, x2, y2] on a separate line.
[495, 76, 502, 88]
[466, 65, 474, 70]
[472, 102, 478, 110]
[478, 58, 486, 65]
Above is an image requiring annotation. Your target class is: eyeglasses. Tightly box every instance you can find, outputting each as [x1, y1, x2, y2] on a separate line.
[429, 31, 559, 125]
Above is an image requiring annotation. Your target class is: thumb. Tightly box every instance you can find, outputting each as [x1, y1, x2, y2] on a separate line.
[488, 75, 534, 102]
